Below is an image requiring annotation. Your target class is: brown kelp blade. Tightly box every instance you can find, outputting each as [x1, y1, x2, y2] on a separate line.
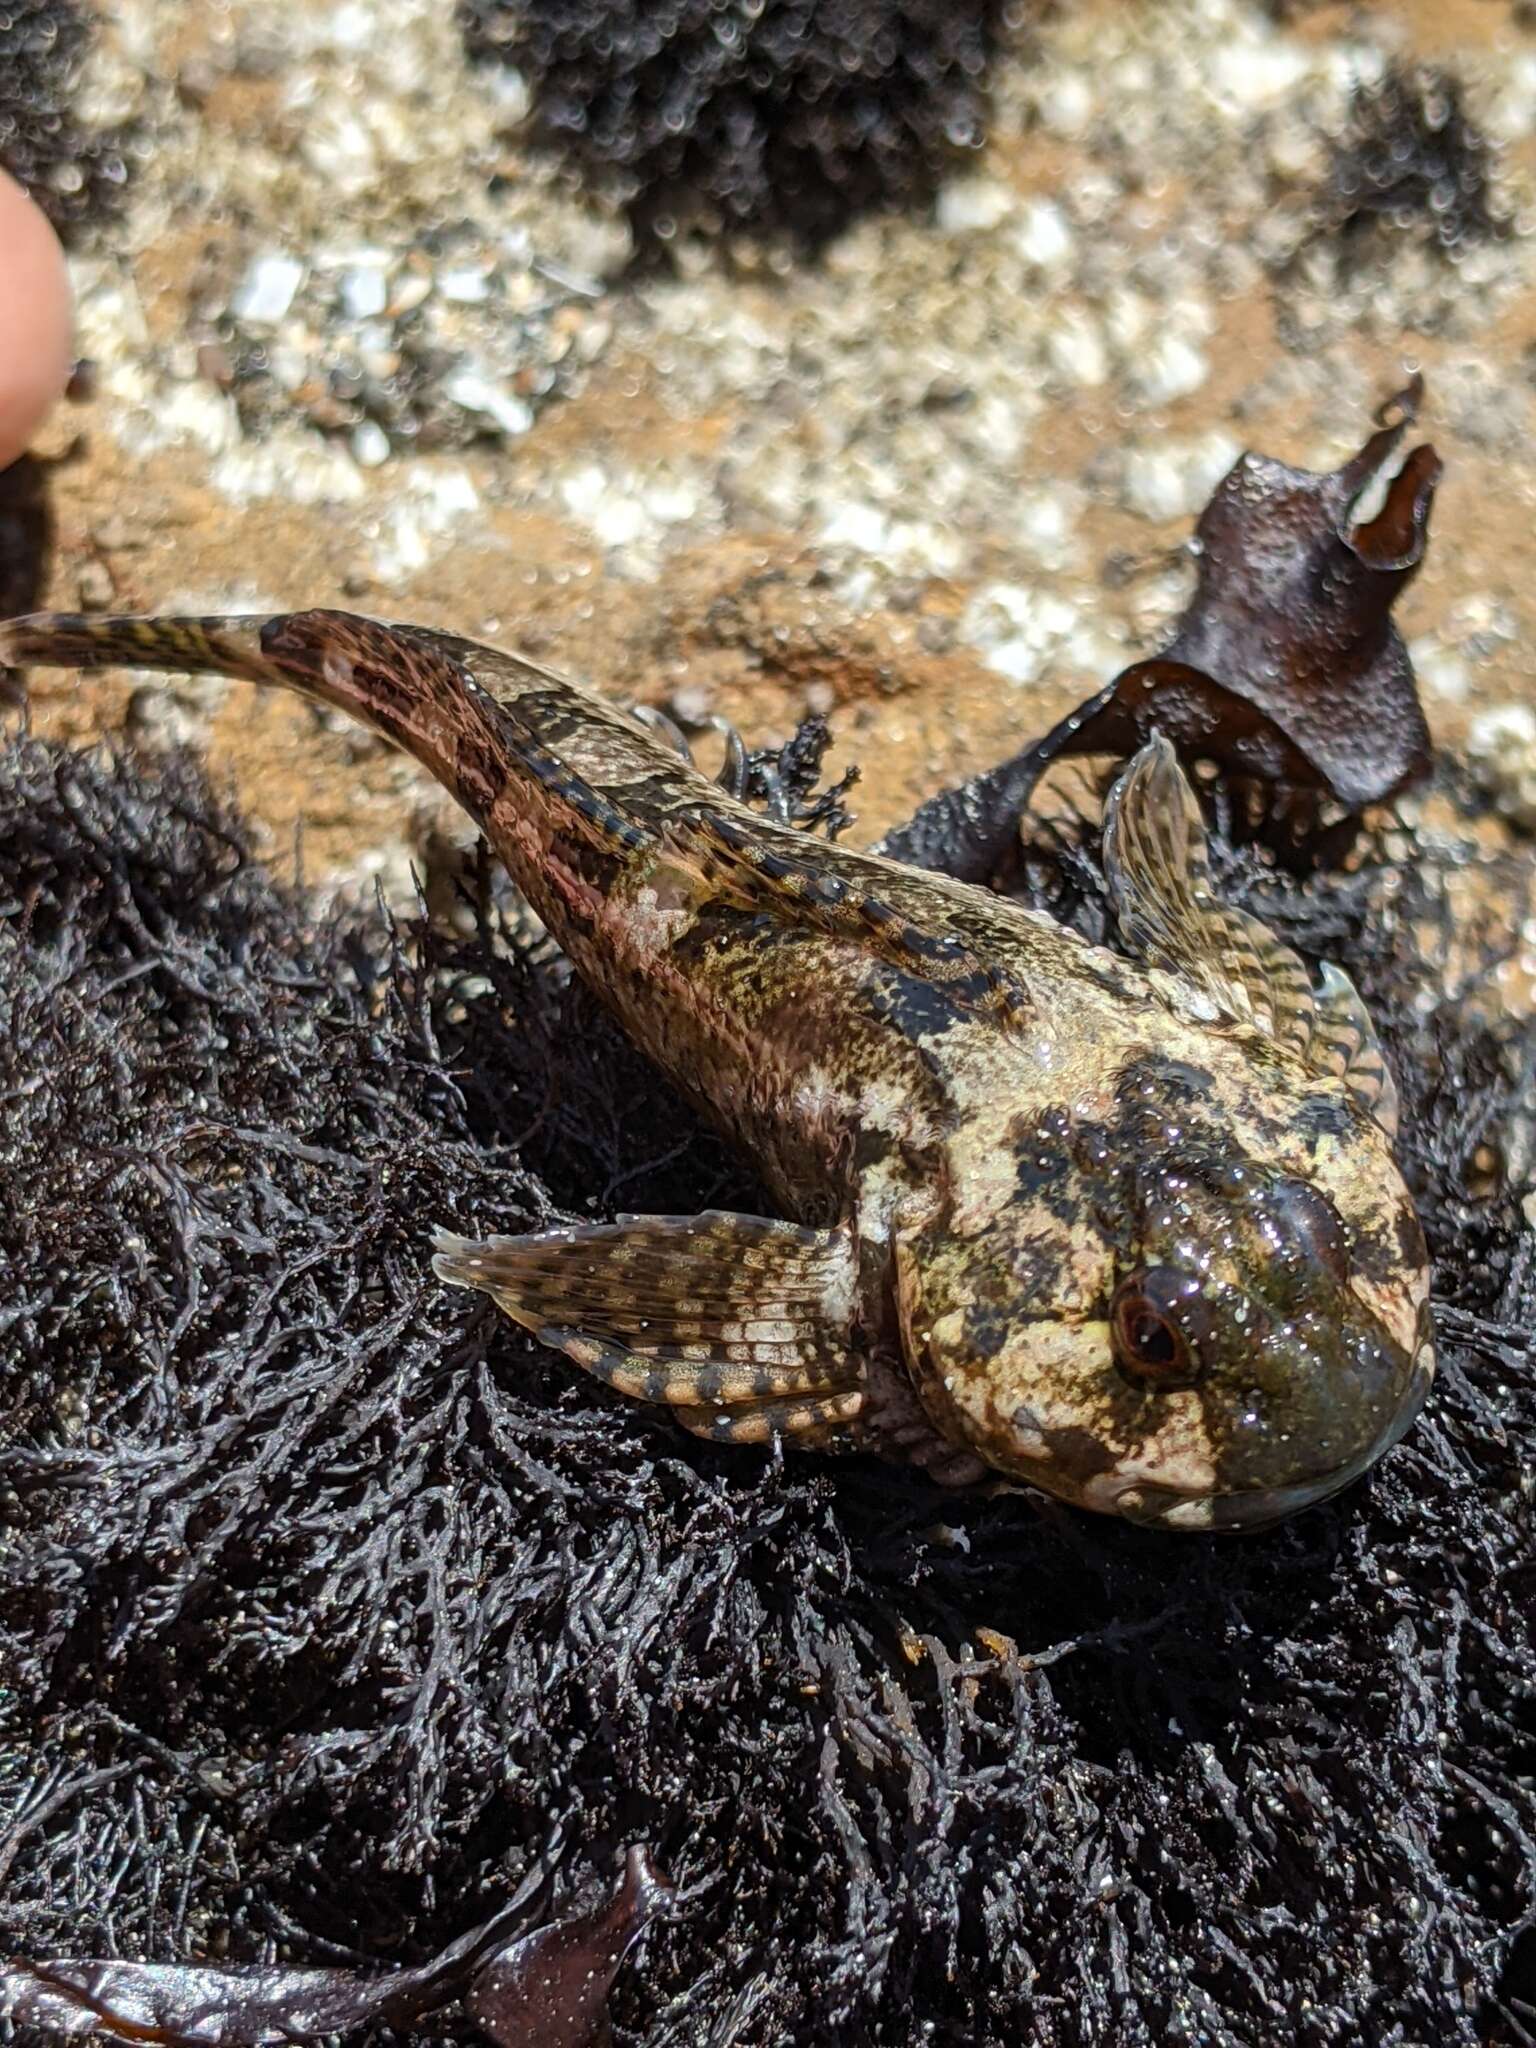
[878, 662, 1323, 885]
[883, 379, 1438, 882]
[467, 1845, 673, 2047]
[1, 1957, 438, 2045]
[0, 1848, 673, 2047]
[1138, 376, 1437, 809]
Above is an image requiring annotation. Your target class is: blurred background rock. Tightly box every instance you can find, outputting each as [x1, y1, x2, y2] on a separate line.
[3, 0, 1534, 901]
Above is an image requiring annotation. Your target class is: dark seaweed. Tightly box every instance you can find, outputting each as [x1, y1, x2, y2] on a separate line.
[738, 714, 859, 837]
[1317, 62, 1510, 264]
[0, 1, 135, 234]
[1, 734, 1533, 2047]
[458, 0, 1019, 245]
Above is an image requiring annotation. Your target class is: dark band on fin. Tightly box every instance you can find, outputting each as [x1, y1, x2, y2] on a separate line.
[433, 1210, 862, 1419]
[1104, 734, 1400, 1134]
[671, 808, 1031, 1027]
[673, 1388, 865, 1447]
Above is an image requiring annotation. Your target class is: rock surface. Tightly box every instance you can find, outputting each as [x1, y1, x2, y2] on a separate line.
[6, 0, 1536, 904]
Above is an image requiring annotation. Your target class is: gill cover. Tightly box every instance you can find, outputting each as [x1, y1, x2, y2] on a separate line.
[1102, 735, 1399, 1136]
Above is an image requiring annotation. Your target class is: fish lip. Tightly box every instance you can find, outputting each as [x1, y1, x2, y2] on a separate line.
[1117, 1323, 1437, 1534]
[1118, 1466, 1358, 1534]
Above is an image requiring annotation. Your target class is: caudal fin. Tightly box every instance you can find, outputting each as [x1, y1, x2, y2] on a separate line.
[0, 610, 277, 688]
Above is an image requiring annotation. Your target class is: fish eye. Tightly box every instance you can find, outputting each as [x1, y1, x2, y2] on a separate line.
[1110, 1266, 1208, 1389]
[1268, 1178, 1351, 1279]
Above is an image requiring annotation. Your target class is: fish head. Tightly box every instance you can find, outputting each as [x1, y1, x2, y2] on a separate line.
[892, 1074, 1434, 1533]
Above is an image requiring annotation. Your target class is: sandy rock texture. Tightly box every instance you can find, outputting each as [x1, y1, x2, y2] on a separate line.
[9, 0, 1536, 896]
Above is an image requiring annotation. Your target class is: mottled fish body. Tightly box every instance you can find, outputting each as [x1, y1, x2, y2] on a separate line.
[0, 608, 1433, 1528]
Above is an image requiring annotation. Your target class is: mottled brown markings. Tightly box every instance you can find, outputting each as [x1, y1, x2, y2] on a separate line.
[660, 903, 961, 1183]
[1349, 1207, 1422, 1292]
[494, 722, 651, 854]
[1032, 1422, 1120, 1482]
[969, 1052, 1425, 1507]
[863, 961, 966, 1041]
[349, 659, 415, 720]
[1004, 1233, 1077, 1304]
[1293, 1093, 1358, 1143]
[1065, 1364, 1200, 1465]
[1393, 1198, 1429, 1274]
[965, 1302, 1011, 1360]
[454, 720, 509, 820]
[1263, 1179, 1351, 1279]
[674, 807, 1032, 1029]
[1114, 1054, 1216, 1104]
[848, 1121, 901, 1177]
[3, 605, 1433, 1526]
[1006, 1104, 1083, 1222]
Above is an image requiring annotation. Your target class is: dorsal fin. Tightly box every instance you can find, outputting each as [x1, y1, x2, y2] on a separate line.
[663, 807, 1032, 1028]
[1103, 735, 1398, 1133]
[1102, 734, 1316, 1048]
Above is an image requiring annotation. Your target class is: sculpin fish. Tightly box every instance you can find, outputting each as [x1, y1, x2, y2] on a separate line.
[0, 608, 1434, 1530]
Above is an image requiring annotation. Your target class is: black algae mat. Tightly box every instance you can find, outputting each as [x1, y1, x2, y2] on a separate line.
[2, 735, 1534, 2047]
[459, 0, 1017, 245]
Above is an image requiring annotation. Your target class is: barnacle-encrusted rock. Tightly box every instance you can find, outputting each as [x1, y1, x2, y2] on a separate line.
[0, 0, 134, 231]
[1319, 63, 1510, 264]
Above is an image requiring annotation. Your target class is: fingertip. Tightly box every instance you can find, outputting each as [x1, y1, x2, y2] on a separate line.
[0, 168, 75, 470]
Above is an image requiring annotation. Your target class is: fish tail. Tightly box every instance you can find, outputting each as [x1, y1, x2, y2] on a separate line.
[0, 607, 533, 840]
[1, 605, 672, 901]
[0, 611, 278, 688]
[0, 608, 454, 735]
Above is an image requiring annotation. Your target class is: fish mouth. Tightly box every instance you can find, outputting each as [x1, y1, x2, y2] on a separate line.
[1111, 1325, 1436, 1535]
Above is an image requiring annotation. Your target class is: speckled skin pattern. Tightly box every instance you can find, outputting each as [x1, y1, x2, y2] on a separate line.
[0, 609, 1434, 1529]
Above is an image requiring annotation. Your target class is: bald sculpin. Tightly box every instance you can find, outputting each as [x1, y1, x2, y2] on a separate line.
[0, 608, 1434, 1530]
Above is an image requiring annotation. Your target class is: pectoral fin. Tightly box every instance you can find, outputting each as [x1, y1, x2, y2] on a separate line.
[1103, 735, 1398, 1132]
[433, 1210, 866, 1442]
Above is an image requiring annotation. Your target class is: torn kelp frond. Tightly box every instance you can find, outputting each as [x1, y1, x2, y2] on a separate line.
[0, 1847, 671, 2046]
[883, 380, 1438, 883]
